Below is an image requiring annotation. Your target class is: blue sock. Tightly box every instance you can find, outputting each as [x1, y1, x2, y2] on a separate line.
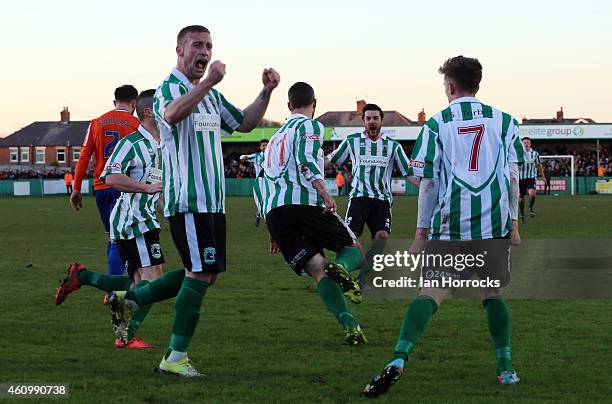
[108, 241, 125, 276]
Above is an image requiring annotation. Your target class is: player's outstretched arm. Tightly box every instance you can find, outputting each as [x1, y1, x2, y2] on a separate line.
[240, 153, 256, 162]
[104, 174, 161, 195]
[237, 68, 280, 132]
[165, 61, 225, 125]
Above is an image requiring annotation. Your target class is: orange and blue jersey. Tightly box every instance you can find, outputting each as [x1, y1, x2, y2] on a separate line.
[73, 109, 140, 191]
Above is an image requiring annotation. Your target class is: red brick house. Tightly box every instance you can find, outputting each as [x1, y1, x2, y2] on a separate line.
[0, 108, 89, 171]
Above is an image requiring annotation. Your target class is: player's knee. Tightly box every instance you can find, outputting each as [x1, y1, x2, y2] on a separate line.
[374, 231, 389, 240]
[138, 265, 164, 281]
[304, 254, 327, 281]
[186, 270, 218, 285]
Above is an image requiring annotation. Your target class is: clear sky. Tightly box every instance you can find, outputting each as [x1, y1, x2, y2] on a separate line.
[0, 0, 610, 136]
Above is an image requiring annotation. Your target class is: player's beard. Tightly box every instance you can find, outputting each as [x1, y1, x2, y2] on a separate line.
[367, 126, 380, 139]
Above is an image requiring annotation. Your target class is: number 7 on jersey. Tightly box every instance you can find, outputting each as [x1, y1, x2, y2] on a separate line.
[458, 124, 485, 171]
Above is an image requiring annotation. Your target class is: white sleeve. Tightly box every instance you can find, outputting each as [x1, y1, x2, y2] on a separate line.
[509, 163, 519, 221]
[417, 177, 439, 228]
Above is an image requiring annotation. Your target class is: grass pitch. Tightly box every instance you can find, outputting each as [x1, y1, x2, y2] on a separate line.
[0, 195, 611, 403]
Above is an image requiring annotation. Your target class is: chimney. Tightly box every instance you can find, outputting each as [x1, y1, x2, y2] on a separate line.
[356, 100, 366, 113]
[60, 107, 70, 123]
[417, 108, 426, 124]
[556, 107, 564, 122]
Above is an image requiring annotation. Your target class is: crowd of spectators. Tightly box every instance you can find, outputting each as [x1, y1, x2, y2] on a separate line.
[2, 144, 611, 180]
[0, 169, 92, 180]
[224, 152, 256, 179]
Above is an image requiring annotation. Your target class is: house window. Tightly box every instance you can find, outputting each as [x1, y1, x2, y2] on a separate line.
[20, 147, 29, 162]
[35, 147, 45, 164]
[56, 148, 66, 163]
[9, 147, 18, 162]
[72, 146, 81, 162]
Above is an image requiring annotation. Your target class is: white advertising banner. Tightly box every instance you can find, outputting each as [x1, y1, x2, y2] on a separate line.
[14, 182, 30, 196]
[43, 179, 91, 195]
[391, 178, 406, 194]
[518, 125, 612, 140]
[329, 125, 612, 141]
[330, 127, 421, 141]
[325, 178, 339, 196]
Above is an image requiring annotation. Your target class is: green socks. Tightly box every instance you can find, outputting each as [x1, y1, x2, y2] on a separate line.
[393, 296, 438, 361]
[519, 198, 525, 216]
[316, 276, 357, 327]
[336, 246, 362, 273]
[77, 269, 131, 292]
[529, 196, 535, 210]
[126, 280, 153, 340]
[483, 298, 513, 374]
[125, 268, 185, 306]
[166, 277, 209, 357]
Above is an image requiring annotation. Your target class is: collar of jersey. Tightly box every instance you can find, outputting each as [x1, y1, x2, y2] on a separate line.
[288, 113, 309, 120]
[449, 96, 480, 105]
[138, 125, 160, 147]
[171, 67, 194, 89]
[360, 131, 387, 140]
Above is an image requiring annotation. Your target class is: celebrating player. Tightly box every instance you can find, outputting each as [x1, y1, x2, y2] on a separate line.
[363, 56, 525, 397]
[108, 25, 279, 377]
[263, 82, 366, 345]
[327, 103, 413, 240]
[519, 137, 545, 222]
[71, 85, 140, 276]
[55, 90, 165, 349]
[240, 139, 269, 226]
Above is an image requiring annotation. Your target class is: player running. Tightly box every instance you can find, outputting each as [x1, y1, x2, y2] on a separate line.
[263, 82, 366, 345]
[71, 85, 140, 276]
[327, 103, 413, 240]
[363, 56, 524, 397]
[105, 25, 280, 377]
[240, 139, 269, 226]
[55, 90, 165, 349]
[519, 137, 545, 222]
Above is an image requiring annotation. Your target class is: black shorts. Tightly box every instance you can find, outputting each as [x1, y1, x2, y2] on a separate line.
[519, 178, 536, 197]
[345, 197, 392, 238]
[420, 237, 512, 288]
[266, 205, 357, 275]
[116, 229, 165, 279]
[168, 212, 226, 273]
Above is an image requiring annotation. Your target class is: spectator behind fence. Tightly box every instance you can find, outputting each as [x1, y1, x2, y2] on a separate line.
[336, 170, 345, 196]
[64, 170, 74, 196]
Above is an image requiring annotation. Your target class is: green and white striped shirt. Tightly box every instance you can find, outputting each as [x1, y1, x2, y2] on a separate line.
[519, 149, 541, 179]
[262, 114, 325, 214]
[245, 152, 265, 178]
[408, 97, 525, 240]
[101, 126, 161, 240]
[328, 132, 410, 202]
[154, 68, 245, 216]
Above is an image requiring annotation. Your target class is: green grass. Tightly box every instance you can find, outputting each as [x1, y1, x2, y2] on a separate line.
[0, 195, 611, 403]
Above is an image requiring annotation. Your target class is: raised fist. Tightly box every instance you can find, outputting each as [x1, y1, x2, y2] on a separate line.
[206, 60, 226, 85]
